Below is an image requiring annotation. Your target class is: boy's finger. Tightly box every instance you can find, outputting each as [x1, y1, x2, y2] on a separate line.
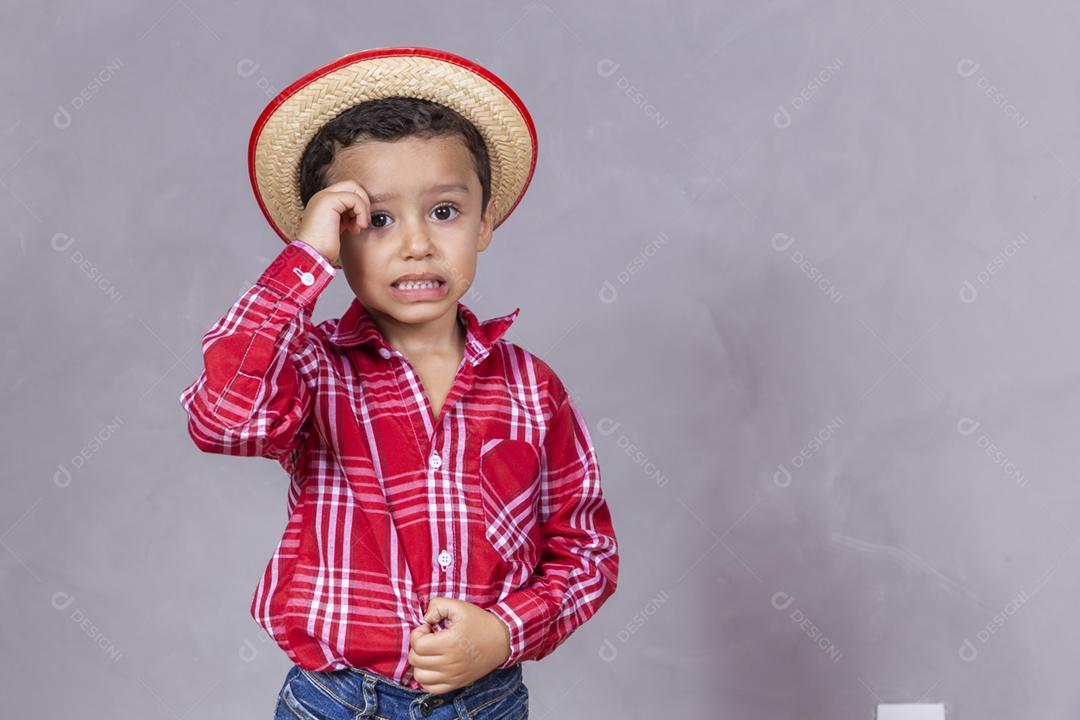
[328, 180, 371, 207]
[329, 191, 368, 228]
[324, 192, 367, 235]
[411, 629, 451, 657]
[349, 192, 369, 228]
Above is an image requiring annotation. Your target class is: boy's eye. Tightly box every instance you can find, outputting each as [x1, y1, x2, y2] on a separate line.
[432, 203, 460, 221]
[368, 205, 458, 227]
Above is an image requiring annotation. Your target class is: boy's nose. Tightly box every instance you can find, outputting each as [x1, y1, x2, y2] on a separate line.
[400, 226, 435, 256]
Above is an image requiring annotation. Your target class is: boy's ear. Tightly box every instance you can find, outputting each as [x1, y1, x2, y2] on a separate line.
[476, 201, 495, 252]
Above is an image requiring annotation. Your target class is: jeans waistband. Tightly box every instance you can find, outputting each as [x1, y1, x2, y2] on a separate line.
[298, 662, 523, 717]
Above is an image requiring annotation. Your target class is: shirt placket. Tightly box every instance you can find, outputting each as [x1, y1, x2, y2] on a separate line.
[377, 339, 481, 601]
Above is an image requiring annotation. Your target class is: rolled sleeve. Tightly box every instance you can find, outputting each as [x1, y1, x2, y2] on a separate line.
[488, 586, 554, 668]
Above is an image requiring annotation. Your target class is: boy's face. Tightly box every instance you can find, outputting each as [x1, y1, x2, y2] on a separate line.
[326, 135, 494, 330]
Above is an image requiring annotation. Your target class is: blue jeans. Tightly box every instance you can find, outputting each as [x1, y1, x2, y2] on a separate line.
[273, 662, 528, 719]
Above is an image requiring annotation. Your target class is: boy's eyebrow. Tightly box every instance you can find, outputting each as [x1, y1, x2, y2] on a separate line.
[368, 183, 470, 204]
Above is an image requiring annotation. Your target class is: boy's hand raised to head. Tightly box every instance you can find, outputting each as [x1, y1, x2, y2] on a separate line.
[408, 597, 512, 695]
[295, 179, 371, 268]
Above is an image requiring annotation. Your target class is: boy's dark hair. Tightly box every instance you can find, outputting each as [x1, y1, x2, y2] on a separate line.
[298, 96, 492, 214]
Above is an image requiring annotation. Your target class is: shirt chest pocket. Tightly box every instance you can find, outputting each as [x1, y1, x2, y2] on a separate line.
[477, 437, 543, 564]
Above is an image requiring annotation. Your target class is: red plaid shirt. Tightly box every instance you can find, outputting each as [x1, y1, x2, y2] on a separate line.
[178, 239, 619, 688]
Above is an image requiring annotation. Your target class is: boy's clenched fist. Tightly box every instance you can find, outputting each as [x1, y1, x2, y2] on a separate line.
[408, 596, 512, 695]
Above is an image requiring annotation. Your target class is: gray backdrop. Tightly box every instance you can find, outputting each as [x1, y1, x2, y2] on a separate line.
[4, 1, 1078, 717]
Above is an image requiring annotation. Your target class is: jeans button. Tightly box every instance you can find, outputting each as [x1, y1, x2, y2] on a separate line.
[420, 698, 433, 716]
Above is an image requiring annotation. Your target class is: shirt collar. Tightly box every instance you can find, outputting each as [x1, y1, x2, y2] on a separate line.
[327, 299, 521, 366]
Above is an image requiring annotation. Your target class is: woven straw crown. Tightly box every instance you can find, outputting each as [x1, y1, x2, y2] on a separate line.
[248, 47, 537, 246]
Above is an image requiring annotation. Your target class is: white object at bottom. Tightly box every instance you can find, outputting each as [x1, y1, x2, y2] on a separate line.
[876, 703, 945, 720]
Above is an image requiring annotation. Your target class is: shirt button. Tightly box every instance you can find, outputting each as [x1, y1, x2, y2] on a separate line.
[428, 453, 442, 469]
[437, 550, 453, 569]
[298, 270, 315, 286]
[378, 347, 392, 359]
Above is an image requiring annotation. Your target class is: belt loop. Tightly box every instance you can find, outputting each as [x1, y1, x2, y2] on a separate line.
[452, 693, 471, 719]
[357, 673, 378, 718]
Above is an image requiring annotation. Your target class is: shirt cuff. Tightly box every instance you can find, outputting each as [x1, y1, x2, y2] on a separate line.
[255, 240, 335, 306]
[487, 586, 553, 669]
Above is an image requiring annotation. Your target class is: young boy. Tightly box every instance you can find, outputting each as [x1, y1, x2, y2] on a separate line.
[178, 48, 618, 718]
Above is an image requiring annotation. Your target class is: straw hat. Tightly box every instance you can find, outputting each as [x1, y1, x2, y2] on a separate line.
[247, 47, 537, 249]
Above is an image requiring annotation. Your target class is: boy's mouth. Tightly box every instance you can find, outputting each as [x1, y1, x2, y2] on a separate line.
[391, 272, 447, 290]
[390, 272, 449, 301]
